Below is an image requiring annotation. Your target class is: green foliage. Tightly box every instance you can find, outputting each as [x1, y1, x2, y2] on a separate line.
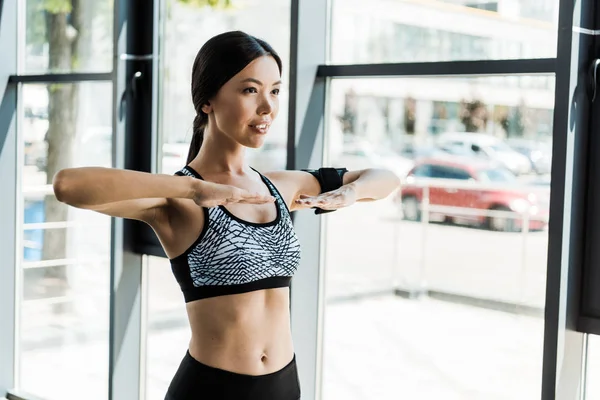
[26, 0, 47, 47]
[177, 0, 232, 9]
[43, 0, 72, 13]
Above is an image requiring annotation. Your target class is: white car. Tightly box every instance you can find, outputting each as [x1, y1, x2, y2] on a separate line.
[436, 132, 532, 175]
[332, 140, 414, 179]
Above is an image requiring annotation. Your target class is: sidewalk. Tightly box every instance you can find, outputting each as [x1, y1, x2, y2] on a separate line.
[20, 293, 586, 400]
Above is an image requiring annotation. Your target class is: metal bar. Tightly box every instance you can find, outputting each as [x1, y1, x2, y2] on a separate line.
[582, 334, 589, 400]
[109, 0, 155, 399]
[412, 204, 546, 221]
[288, 0, 328, 398]
[21, 295, 73, 306]
[0, 84, 16, 157]
[573, 27, 600, 35]
[22, 257, 110, 269]
[542, 0, 592, 397]
[0, 0, 18, 394]
[8, 72, 113, 83]
[6, 390, 46, 400]
[419, 186, 429, 295]
[286, 0, 299, 172]
[22, 221, 109, 231]
[21, 185, 53, 194]
[317, 58, 556, 78]
[579, 0, 600, 324]
[401, 178, 552, 191]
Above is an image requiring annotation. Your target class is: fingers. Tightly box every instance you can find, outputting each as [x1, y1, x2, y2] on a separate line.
[295, 193, 339, 209]
[232, 189, 275, 205]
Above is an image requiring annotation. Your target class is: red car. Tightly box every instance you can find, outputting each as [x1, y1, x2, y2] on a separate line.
[396, 156, 550, 232]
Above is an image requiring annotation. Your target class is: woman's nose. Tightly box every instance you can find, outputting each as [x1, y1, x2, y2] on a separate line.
[257, 95, 274, 115]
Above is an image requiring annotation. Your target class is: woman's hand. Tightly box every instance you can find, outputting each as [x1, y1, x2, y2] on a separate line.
[294, 183, 358, 211]
[191, 180, 275, 208]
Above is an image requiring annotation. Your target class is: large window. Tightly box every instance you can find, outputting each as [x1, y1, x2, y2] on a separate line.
[23, 0, 113, 73]
[157, 0, 291, 176]
[322, 76, 554, 398]
[19, 82, 113, 400]
[3, 0, 600, 399]
[329, 0, 559, 64]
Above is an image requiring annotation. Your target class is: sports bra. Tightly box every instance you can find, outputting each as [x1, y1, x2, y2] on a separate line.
[169, 165, 302, 302]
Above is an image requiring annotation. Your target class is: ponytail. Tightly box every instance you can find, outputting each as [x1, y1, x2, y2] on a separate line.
[187, 113, 207, 164]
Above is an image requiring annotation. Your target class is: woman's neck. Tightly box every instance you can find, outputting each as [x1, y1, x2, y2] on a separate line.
[191, 136, 248, 176]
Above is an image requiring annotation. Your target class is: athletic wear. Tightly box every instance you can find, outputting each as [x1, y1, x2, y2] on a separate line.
[164, 350, 301, 400]
[169, 165, 302, 302]
[301, 167, 348, 214]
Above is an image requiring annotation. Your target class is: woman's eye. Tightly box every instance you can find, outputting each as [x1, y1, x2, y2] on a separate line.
[243, 87, 258, 93]
[272, 89, 280, 95]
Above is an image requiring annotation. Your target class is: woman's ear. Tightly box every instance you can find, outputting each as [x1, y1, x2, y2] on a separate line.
[201, 101, 212, 114]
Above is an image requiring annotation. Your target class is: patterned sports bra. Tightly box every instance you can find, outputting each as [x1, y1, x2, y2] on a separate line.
[169, 165, 302, 302]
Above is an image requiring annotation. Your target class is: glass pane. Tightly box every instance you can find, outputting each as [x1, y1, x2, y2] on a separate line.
[322, 76, 554, 399]
[23, 0, 113, 73]
[587, 334, 600, 398]
[329, 0, 559, 64]
[145, 256, 189, 400]
[158, 0, 291, 176]
[20, 82, 113, 400]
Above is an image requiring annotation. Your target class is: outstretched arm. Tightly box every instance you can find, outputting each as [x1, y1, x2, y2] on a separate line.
[295, 168, 400, 211]
[53, 167, 275, 223]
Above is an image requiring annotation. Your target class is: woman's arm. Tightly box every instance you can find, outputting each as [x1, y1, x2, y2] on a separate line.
[53, 167, 275, 223]
[53, 167, 195, 208]
[265, 168, 400, 212]
[341, 168, 401, 202]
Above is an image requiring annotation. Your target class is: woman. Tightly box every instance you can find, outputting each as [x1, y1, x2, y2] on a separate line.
[53, 31, 400, 400]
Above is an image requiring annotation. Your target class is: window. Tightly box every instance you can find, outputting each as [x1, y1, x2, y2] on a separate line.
[23, 0, 113, 74]
[478, 168, 517, 183]
[322, 76, 554, 398]
[446, 167, 472, 180]
[412, 165, 432, 177]
[329, 0, 559, 64]
[19, 82, 113, 400]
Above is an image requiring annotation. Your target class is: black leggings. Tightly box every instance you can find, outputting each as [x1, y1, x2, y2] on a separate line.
[164, 351, 301, 400]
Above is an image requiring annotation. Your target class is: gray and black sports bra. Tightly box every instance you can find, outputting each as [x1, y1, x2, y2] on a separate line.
[169, 165, 301, 302]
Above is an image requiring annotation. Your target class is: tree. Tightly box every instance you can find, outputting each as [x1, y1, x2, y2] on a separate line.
[28, 0, 94, 302]
[403, 96, 416, 135]
[36, 0, 232, 302]
[459, 99, 488, 133]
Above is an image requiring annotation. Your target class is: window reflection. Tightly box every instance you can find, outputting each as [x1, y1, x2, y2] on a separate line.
[23, 0, 113, 73]
[19, 83, 112, 400]
[330, 0, 559, 64]
[323, 76, 553, 399]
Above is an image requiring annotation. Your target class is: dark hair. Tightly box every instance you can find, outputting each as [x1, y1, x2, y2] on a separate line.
[187, 31, 283, 164]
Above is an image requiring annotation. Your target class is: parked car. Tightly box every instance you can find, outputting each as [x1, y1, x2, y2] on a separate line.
[506, 138, 552, 175]
[396, 156, 549, 232]
[333, 140, 414, 179]
[436, 132, 533, 175]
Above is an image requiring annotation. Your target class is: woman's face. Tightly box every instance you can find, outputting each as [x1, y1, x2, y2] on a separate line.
[204, 55, 281, 148]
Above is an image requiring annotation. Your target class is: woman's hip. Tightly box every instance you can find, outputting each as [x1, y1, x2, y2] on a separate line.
[165, 350, 301, 400]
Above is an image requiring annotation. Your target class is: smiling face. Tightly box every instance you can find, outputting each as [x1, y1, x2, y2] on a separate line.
[202, 55, 281, 149]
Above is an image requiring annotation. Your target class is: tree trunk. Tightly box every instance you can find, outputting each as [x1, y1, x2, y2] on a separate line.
[42, 1, 87, 300]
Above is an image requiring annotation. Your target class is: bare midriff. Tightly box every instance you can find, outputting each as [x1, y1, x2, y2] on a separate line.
[186, 286, 294, 376]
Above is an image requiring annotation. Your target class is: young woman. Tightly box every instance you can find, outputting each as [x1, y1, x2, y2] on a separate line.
[53, 31, 400, 400]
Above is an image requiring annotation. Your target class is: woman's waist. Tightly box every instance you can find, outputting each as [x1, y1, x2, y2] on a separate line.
[186, 290, 293, 374]
[188, 320, 294, 375]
